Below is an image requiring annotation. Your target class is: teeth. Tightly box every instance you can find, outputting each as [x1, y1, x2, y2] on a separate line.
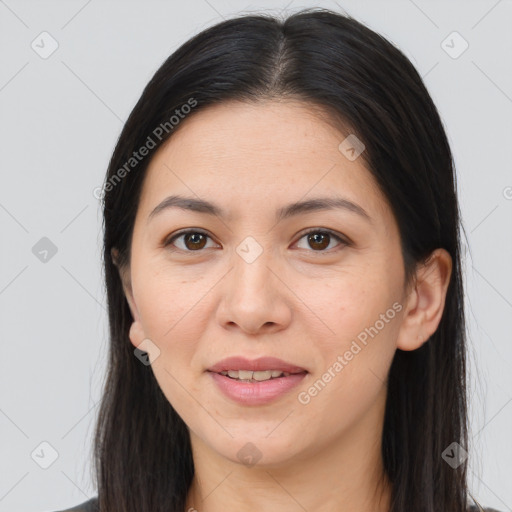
[253, 370, 272, 381]
[218, 369, 290, 381]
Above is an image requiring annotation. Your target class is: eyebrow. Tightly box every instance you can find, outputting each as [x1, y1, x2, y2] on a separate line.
[147, 194, 372, 224]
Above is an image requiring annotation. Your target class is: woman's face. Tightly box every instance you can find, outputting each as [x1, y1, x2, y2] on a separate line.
[122, 100, 413, 467]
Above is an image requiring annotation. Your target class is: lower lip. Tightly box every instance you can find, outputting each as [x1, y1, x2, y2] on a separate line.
[209, 371, 307, 406]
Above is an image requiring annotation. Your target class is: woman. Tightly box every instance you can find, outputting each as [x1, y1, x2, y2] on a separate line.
[53, 8, 501, 512]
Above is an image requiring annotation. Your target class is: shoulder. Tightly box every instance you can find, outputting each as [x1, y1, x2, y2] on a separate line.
[50, 496, 98, 512]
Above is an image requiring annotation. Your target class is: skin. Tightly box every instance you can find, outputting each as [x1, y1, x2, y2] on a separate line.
[113, 100, 452, 512]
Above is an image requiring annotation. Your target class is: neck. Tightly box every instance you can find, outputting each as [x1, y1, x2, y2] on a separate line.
[184, 390, 392, 512]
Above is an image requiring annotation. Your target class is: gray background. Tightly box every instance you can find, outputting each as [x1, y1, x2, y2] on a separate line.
[0, 0, 511, 511]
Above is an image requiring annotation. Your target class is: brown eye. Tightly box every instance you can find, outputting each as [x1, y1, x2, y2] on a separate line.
[296, 229, 347, 252]
[165, 228, 348, 254]
[165, 230, 216, 252]
[182, 232, 207, 250]
[307, 232, 330, 250]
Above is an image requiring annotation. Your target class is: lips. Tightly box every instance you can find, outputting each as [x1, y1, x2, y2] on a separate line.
[207, 356, 307, 374]
[207, 356, 308, 405]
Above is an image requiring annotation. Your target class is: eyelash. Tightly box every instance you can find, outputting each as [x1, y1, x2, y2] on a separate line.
[163, 228, 350, 254]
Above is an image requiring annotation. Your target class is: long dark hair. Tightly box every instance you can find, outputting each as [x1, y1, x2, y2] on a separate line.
[94, 8, 469, 512]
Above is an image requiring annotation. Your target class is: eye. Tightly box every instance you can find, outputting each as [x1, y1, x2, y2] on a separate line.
[164, 229, 218, 252]
[164, 228, 349, 253]
[295, 228, 348, 252]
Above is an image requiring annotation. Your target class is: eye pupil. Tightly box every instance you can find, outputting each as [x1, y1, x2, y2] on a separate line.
[308, 232, 330, 251]
[168, 229, 344, 254]
[185, 233, 207, 250]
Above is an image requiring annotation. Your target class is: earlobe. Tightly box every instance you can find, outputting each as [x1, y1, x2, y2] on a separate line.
[396, 248, 452, 351]
[129, 319, 146, 348]
[115, 265, 147, 348]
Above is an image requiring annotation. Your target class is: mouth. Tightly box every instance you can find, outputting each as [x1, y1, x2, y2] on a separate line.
[206, 356, 308, 405]
[207, 355, 308, 377]
[215, 369, 304, 382]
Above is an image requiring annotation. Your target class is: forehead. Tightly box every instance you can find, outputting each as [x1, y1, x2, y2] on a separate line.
[137, 100, 390, 224]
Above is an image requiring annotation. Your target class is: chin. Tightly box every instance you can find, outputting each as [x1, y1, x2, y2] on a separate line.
[209, 433, 305, 469]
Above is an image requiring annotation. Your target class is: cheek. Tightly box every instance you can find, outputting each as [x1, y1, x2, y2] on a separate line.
[133, 273, 208, 406]
[147, 308, 204, 416]
[135, 264, 210, 344]
[300, 266, 399, 346]
[295, 305, 398, 442]
[300, 270, 401, 397]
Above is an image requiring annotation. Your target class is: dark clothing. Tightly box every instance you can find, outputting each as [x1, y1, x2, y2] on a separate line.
[52, 497, 98, 512]
[53, 496, 502, 511]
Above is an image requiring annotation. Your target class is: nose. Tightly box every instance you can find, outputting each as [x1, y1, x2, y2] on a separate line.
[215, 249, 292, 336]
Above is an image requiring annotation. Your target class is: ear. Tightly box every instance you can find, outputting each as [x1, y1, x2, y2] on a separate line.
[396, 248, 452, 351]
[111, 247, 146, 348]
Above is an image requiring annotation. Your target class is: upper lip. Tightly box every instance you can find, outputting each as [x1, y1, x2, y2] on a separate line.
[207, 356, 307, 374]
